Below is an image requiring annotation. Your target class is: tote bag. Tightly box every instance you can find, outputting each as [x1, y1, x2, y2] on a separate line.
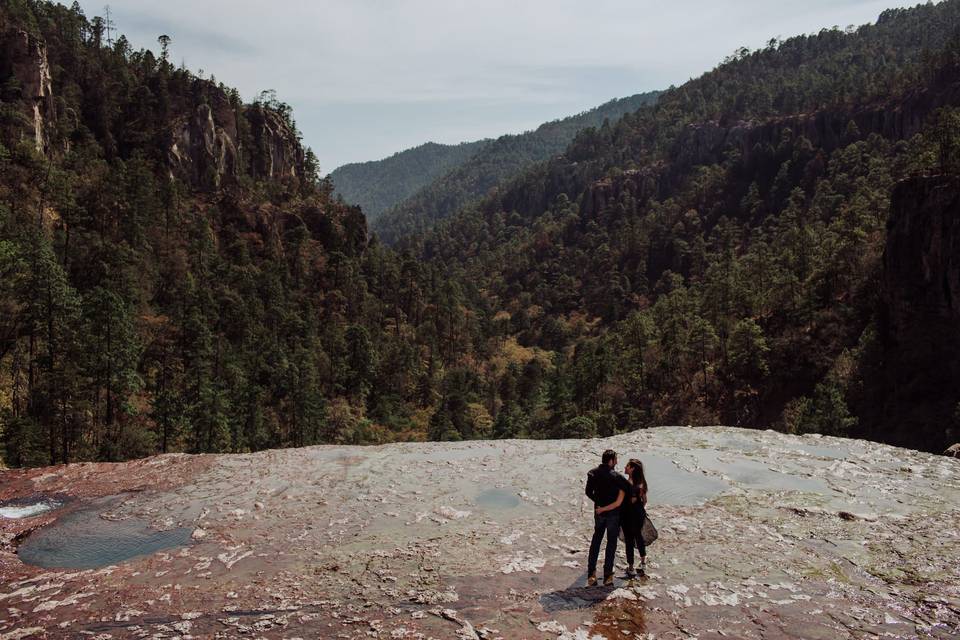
[641, 515, 658, 546]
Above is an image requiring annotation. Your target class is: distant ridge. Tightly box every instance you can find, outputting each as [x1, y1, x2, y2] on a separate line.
[332, 91, 660, 240]
[330, 140, 489, 223]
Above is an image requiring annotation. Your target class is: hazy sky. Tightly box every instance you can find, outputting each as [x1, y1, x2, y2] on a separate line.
[79, 0, 923, 172]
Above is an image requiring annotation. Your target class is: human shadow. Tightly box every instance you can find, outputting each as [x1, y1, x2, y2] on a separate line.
[539, 572, 649, 613]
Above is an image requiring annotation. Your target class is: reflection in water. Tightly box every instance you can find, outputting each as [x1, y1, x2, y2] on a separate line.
[18, 508, 192, 569]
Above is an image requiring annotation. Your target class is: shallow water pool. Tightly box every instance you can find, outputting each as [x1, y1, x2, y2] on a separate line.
[641, 456, 729, 505]
[475, 488, 521, 509]
[18, 507, 192, 569]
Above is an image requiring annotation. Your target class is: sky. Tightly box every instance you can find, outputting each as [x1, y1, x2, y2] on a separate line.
[78, 0, 924, 173]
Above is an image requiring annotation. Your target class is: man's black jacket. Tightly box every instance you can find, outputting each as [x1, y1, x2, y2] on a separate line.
[585, 464, 628, 509]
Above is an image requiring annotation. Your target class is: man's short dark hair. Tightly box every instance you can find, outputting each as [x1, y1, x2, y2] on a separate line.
[602, 449, 617, 465]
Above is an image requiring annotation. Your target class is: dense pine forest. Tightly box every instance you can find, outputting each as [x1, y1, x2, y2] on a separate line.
[1, 0, 959, 468]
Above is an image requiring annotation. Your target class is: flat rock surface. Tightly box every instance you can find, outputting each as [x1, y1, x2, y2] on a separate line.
[1, 427, 959, 639]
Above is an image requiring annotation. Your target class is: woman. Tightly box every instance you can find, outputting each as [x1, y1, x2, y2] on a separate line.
[622, 458, 648, 577]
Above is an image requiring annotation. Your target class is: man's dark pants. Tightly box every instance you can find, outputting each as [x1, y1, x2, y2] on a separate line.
[587, 511, 619, 578]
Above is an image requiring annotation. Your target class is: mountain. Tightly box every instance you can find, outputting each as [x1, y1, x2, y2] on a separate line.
[330, 139, 489, 224]
[0, 0, 476, 467]
[2, 0, 960, 470]
[2, 426, 958, 638]
[407, 0, 960, 453]
[370, 92, 662, 244]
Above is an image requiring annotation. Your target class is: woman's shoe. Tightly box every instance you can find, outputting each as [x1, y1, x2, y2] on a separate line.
[603, 573, 614, 586]
[586, 574, 598, 586]
[625, 565, 636, 578]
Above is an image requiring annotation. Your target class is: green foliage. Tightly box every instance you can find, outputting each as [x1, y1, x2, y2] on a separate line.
[932, 107, 960, 174]
[559, 416, 597, 439]
[726, 319, 770, 382]
[790, 378, 858, 437]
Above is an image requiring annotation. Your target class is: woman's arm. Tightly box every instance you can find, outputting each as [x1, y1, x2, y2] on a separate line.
[596, 490, 625, 514]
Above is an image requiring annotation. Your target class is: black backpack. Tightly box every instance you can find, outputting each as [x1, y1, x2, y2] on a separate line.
[584, 467, 598, 502]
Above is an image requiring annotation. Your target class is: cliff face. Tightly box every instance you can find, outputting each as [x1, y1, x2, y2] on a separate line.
[245, 105, 305, 181]
[870, 175, 960, 451]
[0, 24, 304, 192]
[167, 100, 305, 190]
[166, 99, 305, 191]
[0, 27, 54, 153]
[167, 94, 240, 190]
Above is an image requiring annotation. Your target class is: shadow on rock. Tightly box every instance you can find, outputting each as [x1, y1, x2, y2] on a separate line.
[540, 575, 617, 613]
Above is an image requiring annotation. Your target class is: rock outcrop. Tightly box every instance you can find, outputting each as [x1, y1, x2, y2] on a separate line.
[245, 105, 305, 181]
[167, 96, 306, 191]
[0, 27, 54, 152]
[168, 100, 239, 190]
[873, 175, 960, 452]
[0, 24, 304, 191]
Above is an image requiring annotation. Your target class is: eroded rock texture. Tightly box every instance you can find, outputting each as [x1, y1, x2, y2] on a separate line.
[0, 26, 54, 152]
[1, 427, 958, 639]
[167, 100, 305, 191]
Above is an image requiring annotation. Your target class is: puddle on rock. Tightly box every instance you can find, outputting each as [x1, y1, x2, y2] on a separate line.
[18, 507, 192, 569]
[0, 497, 63, 519]
[692, 453, 830, 493]
[475, 488, 521, 509]
[641, 456, 729, 505]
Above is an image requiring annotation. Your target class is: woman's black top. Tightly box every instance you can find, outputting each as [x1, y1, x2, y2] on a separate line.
[621, 483, 647, 534]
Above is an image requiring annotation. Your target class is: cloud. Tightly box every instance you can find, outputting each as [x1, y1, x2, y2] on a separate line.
[79, 0, 925, 170]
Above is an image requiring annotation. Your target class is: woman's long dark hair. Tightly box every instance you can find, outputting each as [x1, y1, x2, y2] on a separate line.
[627, 458, 648, 494]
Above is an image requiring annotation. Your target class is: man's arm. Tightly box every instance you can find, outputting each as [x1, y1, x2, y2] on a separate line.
[596, 489, 624, 514]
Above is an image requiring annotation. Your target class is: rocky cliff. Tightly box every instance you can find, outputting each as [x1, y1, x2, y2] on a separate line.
[167, 100, 307, 190]
[167, 95, 240, 189]
[868, 175, 960, 452]
[0, 21, 305, 193]
[245, 105, 306, 182]
[0, 26, 54, 153]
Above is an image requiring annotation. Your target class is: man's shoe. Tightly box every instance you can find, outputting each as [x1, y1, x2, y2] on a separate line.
[586, 574, 597, 586]
[603, 573, 614, 586]
[625, 565, 636, 578]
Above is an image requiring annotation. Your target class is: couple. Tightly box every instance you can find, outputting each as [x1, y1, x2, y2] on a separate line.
[584, 449, 648, 586]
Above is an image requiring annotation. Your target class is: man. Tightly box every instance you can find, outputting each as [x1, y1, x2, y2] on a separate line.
[584, 449, 628, 586]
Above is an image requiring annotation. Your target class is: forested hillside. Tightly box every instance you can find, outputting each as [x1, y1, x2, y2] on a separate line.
[0, 0, 483, 466]
[410, 1, 960, 452]
[372, 92, 661, 244]
[330, 140, 489, 224]
[1, 0, 958, 469]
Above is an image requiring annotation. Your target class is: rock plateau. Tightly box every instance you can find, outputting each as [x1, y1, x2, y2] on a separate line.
[1, 427, 958, 639]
